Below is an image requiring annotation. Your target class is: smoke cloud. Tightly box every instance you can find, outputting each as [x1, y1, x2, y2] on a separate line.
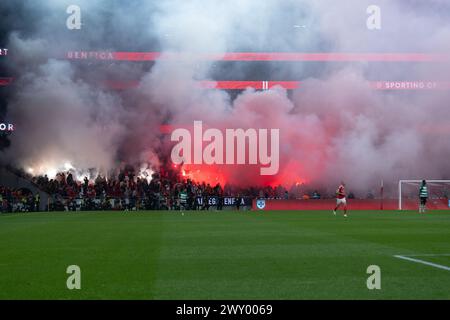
[1, 0, 450, 196]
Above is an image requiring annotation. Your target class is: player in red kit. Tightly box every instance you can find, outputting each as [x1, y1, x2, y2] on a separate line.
[333, 182, 348, 217]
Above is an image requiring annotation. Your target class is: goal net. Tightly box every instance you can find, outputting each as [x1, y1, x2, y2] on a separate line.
[398, 180, 450, 210]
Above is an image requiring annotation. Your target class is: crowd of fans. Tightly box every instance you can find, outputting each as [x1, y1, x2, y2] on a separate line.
[1, 164, 329, 213]
[0, 186, 40, 213]
[33, 166, 232, 212]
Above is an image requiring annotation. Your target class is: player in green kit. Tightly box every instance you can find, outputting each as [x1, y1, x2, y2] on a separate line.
[419, 180, 428, 213]
[179, 188, 188, 213]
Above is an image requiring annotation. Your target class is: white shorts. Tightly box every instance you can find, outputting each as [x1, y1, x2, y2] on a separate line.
[336, 198, 347, 206]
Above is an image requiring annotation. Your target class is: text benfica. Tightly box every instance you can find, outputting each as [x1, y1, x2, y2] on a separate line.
[170, 121, 279, 175]
[66, 51, 114, 60]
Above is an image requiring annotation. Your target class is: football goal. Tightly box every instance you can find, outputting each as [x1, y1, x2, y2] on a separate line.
[398, 180, 450, 210]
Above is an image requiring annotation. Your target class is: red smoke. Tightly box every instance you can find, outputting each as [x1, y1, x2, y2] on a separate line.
[174, 163, 308, 188]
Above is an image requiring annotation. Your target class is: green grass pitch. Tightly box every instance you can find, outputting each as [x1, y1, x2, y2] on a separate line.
[0, 210, 449, 299]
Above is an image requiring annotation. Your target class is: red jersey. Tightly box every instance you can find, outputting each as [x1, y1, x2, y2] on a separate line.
[336, 185, 346, 199]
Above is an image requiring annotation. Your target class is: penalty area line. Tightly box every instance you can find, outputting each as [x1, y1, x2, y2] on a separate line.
[405, 253, 450, 257]
[393, 255, 450, 271]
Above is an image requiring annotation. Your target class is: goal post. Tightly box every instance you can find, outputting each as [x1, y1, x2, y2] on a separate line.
[398, 180, 450, 210]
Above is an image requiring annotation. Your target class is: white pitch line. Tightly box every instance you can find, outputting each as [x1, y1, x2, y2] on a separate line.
[393, 255, 450, 271]
[407, 254, 450, 257]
